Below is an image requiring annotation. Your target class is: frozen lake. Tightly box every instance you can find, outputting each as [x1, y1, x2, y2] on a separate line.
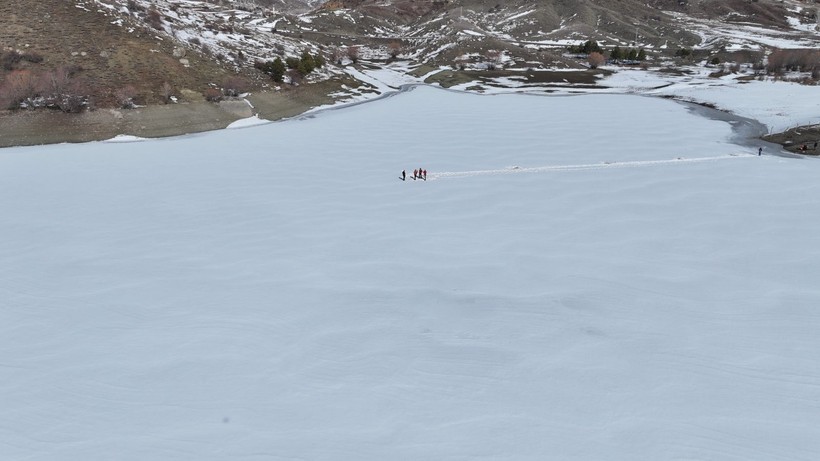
[2, 86, 819, 460]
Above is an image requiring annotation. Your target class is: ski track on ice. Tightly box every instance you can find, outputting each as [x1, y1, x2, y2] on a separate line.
[428, 153, 755, 180]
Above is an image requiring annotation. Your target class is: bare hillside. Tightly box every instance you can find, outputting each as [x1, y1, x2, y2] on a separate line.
[0, 0, 240, 107]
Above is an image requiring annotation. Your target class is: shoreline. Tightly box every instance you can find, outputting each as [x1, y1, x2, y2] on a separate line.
[0, 79, 812, 153]
[0, 80, 344, 149]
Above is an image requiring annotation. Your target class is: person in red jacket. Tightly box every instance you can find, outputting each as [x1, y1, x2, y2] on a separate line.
[422, 169, 427, 180]
[413, 169, 418, 180]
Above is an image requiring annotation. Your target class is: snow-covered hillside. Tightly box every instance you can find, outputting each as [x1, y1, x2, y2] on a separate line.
[90, 0, 328, 65]
[2, 86, 820, 460]
[80, 0, 820, 80]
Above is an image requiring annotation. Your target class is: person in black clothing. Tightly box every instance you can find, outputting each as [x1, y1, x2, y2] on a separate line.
[401, 170, 406, 181]
[758, 147, 762, 156]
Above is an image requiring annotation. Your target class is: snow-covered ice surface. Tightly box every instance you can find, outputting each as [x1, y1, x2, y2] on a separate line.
[338, 64, 819, 135]
[2, 87, 820, 460]
[597, 69, 820, 134]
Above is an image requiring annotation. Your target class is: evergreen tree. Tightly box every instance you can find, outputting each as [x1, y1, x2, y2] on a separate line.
[270, 57, 285, 83]
[627, 48, 638, 60]
[675, 48, 693, 60]
[637, 48, 647, 61]
[314, 53, 325, 68]
[285, 57, 300, 70]
[582, 40, 602, 54]
[299, 49, 316, 75]
[610, 46, 622, 61]
[254, 58, 287, 83]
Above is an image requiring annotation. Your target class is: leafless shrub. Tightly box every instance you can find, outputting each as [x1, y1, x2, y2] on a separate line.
[127, 0, 144, 12]
[115, 84, 138, 108]
[21, 52, 44, 64]
[161, 82, 174, 102]
[146, 8, 163, 30]
[331, 48, 345, 65]
[203, 87, 223, 102]
[0, 70, 37, 109]
[1, 50, 22, 70]
[221, 76, 248, 97]
[54, 80, 88, 113]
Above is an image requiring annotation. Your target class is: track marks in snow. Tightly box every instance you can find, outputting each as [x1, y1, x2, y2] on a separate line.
[429, 153, 755, 180]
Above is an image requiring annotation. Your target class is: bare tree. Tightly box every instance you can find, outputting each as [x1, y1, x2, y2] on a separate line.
[797, 49, 820, 73]
[388, 41, 402, 59]
[588, 52, 605, 69]
[485, 50, 502, 70]
[286, 68, 303, 85]
[767, 48, 819, 74]
[1, 70, 38, 109]
[766, 49, 786, 74]
[346, 45, 360, 64]
[161, 82, 174, 102]
[38, 66, 72, 98]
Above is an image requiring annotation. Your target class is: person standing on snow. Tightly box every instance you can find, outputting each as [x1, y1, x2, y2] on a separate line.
[423, 169, 427, 180]
[413, 169, 418, 180]
[758, 147, 762, 156]
[401, 170, 406, 181]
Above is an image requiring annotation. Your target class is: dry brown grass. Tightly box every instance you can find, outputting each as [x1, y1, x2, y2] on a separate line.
[0, 0, 241, 108]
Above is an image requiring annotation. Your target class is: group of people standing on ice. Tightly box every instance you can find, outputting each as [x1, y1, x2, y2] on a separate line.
[401, 168, 427, 181]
